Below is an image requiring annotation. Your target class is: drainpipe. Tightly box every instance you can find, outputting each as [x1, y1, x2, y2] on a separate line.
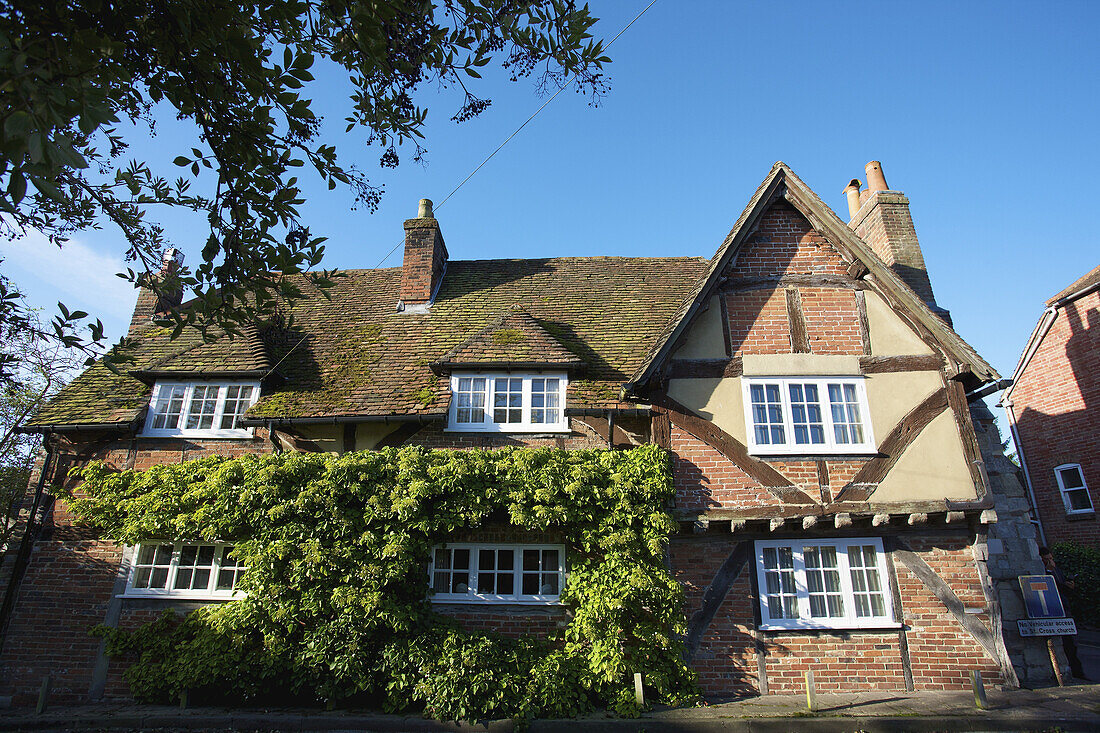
[1001, 400, 1045, 546]
[0, 432, 56, 641]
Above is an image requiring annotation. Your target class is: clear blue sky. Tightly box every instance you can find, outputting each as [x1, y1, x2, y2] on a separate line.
[3, 0, 1098, 390]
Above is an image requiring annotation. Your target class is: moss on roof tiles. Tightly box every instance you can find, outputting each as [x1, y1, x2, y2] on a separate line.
[33, 256, 708, 427]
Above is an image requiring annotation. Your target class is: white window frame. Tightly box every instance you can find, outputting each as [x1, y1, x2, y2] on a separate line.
[754, 538, 896, 630]
[742, 376, 876, 456]
[429, 543, 565, 605]
[1054, 463, 1095, 515]
[446, 373, 568, 433]
[121, 542, 247, 600]
[141, 380, 260, 438]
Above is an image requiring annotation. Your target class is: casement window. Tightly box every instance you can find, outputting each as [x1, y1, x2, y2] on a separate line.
[142, 381, 260, 438]
[755, 538, 895, 630]
[429, 544, 565, 604]
[447, 373, 567, 433]
[123, 542, 247, 599]
[1054, 464, 1094, 515]
[742, 377, 875, 455]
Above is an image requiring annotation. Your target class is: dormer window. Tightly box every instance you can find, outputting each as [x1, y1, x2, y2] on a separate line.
[142, 381, 260, 438]
[447, 373, 567, 433]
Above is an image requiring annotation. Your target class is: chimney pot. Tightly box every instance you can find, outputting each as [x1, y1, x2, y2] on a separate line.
[418, 198, 434, 218]
[843, 179, 862, 220]
[865, 161, 888, 192]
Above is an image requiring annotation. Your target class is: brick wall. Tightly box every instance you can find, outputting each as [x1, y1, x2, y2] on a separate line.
[672, 426, 782, 511]
[730, 201, 849, 279]
[671, 532, 1003, 698]
[1010, 290, 1100, 546]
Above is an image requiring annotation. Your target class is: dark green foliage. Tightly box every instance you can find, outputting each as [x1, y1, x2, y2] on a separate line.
[70, 445, 697, 721]
[1052, 542, 1100, 629]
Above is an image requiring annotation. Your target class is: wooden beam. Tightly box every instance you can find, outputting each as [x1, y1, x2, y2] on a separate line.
[668, 357, 743, 379]
[375, 422, 425, 449]
[651, 407, 672, 450]
[846, 388, 950, 486]
[786, 287, 810, 353]
[882, 537, 915, 692]
[859, 354, 944, 374]
[816, 460, 831, 503]
[270, 428, 323, 453]
[658, 395, 818, 504]
[576, 416, 633, 448]
[342, 423, 356, 453]
[855, 290, 872, 356]
[893, 539, 1001, 664]
[945, 379, 989, 498]
[721, 273, 868, 291]
[683, 542, 753, 663]
[834, 483, 875, 503]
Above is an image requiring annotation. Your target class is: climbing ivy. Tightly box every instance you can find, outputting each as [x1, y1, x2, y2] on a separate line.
[67, 445, 697, 721]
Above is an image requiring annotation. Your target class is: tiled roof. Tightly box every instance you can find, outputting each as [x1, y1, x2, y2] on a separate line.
[434, 307, 584, 370]
[30, 256, 708, 428]
[27, 325, 273, 428]
[1047, 263, 1100, 305]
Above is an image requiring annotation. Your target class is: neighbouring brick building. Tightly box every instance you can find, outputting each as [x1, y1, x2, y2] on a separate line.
[0, 161, 1058, 707]
[1001, 264, 1100, 547]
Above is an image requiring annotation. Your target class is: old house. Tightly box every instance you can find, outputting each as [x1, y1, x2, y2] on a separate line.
[0, 161, 1054, 706]
[1001, 264, 1100, 547]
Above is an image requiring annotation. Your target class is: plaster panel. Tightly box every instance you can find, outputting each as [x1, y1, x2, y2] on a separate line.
[672, 295, 726, 359]
[742, 353, 859, 376]
[866, 291, 934, 356]
[865, 371, 944, 441]
[667, 377, 746, 442]
[874, 410, 977, 502]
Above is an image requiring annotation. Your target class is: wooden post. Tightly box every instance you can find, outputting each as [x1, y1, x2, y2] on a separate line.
[179, 689, 189, 709]
[634, 672, 644, 707]
[1048, 638, 1066, 687]
[35, 675, 50, 714]
[805, 669, 817, 711]
[971, 670, 987, 709]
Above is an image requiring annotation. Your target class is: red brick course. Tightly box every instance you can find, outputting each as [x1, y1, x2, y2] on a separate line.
[1009, 290, 1100, 546]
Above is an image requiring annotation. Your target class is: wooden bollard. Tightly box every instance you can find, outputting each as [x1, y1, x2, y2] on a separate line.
[35, 675, 50, 714]
[634, 672, 644, 706]
[805, 669, 817, 711]
[1047, 638, 1066, 687]
[971, 670, 987, 709]
[179, 689, 189, 710]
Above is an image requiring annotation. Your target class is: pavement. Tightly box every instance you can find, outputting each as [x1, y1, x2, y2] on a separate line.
[3, 682, 1100, 733]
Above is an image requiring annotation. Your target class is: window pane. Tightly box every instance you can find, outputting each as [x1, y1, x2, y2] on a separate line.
[750, 383, 785, 445]
[133, 543, 174, 590]
[493, 378, 523, 423]
[848, 545, 886, 618]
[185, 386, 220, 430]
[453, 549, 470, 569]
[761, 546, 797, 619]
[531, 378, 561, 424]
[804, 545, 844, 618]
[1067, 488, 1093, 512]
[789, 383, 824, 445]
[1059, 466, 1085, 489]
[828, 383, 865, 445]
[151, 386, 187, 430]
[455, 379, 486, 423]
[220, 385, 254, 429]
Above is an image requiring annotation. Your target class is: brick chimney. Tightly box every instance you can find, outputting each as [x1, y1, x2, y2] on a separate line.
[847, 161, 951, 322]
[399, 198, 448, 311]
[128, 248, 185, 335]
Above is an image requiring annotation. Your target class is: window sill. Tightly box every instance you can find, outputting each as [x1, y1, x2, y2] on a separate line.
[431, 597, 562, 606]
[119, 592, 242, 601]
[759, 621, 901, 632]
[443, 427, 571, 435]
[748, 449, 878, 458]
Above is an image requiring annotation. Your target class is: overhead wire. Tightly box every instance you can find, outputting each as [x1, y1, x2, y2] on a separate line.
[370, 0, 660, 269]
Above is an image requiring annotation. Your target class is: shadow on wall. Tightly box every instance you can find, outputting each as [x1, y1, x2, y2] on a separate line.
[1016, 302, 1100, 545]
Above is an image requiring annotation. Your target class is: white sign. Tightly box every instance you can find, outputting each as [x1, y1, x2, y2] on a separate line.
[1018, 618, 1077, 637]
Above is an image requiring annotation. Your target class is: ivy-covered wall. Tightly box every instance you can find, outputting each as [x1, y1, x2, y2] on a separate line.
[67, 444, 696, 722]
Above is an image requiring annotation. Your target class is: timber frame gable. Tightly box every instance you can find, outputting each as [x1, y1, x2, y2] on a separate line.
[625, 161, 998, 397]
